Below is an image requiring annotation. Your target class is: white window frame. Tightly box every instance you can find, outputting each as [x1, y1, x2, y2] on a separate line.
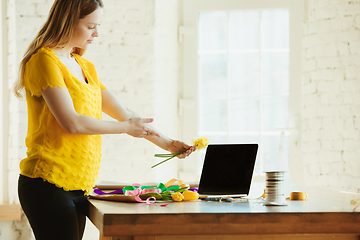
[0, 0, 5, 204]
[179, 0, 303, 185]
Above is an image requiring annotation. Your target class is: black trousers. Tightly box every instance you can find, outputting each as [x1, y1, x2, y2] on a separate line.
[18, 175, 89, 240]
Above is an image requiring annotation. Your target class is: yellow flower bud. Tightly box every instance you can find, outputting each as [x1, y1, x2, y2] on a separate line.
[171, 192, 184, 202]
[192, 137, 209, 150]
[182, 191, 199, 201]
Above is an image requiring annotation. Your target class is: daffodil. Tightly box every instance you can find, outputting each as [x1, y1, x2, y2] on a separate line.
[151, 136, 209, 168]
[192, 137, 209, 150]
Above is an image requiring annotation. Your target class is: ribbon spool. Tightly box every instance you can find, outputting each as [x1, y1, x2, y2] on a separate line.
[290, 191, 307, 201]
[264, 171, 287, 206]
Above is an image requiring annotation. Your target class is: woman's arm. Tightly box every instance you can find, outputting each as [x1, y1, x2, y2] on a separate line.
[101, 89, 137, 121]
[101, 89, 196, 157]
[40, 86, 160, 138]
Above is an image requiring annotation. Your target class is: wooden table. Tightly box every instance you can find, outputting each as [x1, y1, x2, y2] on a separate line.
[88, 188, 360, 240]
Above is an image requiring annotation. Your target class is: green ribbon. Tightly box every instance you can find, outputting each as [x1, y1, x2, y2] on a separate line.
[122, 183, 181, 193]
[157, 183, 181, 192]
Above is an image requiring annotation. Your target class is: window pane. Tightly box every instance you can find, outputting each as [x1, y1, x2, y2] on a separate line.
[262, 52, 289, 96]
[229, 10, 260, 50]
[199, 54, 227, 132]
[262, 51, 289, 131]
[197, 8, 290, 176]
[263, 96, 289, 131]
[229, 52, 260, 132]
[262, 134, 289, 171]
[230, 53, 260, 97]
[230, 98, 260, 132]
[261, 9, 289, 49]
[198, 12, 227, 51]
[230, 135, 260, 144]
[203, 135, 228, 144]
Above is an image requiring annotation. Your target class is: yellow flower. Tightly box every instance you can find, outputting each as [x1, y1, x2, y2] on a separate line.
[351, 199, 357, 205]
[152, 136, 209, 168]
[171, 192, 184, 202]
[192, 137, 209, 150]
[182, 191, 199, 201]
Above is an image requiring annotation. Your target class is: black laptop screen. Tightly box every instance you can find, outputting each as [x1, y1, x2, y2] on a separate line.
[198, 144, 258, 195]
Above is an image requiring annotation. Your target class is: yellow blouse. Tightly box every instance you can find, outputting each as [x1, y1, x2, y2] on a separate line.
[20, 47, 106, 194]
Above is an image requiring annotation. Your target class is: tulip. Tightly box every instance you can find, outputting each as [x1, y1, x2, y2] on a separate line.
[171, 192, 184, 202]
[182, 191, 199, 201]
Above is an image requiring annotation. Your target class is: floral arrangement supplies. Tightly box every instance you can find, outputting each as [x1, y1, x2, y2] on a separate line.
[90, 179, 199, 207]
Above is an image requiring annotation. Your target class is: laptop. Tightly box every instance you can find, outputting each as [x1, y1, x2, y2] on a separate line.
[198, 144, 258, 198]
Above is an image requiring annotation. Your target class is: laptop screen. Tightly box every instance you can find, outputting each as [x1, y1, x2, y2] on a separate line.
[198, 144, 258, 196]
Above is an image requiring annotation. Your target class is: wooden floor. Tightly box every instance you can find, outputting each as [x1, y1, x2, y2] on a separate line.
[0, 204, 21, 221]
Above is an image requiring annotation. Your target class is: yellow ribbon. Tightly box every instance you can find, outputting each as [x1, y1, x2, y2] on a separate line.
[164, 178, 189, 189]
[289, 191, 308, 200]
[261, 189, 308, 201]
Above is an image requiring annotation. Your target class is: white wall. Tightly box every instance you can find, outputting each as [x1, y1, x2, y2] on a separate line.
[152, 0, 181, 180]
[1, 0, 180, 239]
[301, 0, 360, 192]
[86, 0, 159, 184]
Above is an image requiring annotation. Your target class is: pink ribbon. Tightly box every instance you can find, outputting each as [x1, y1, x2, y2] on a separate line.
[124, 184, 169, 207]
[124, 188, 162, 196]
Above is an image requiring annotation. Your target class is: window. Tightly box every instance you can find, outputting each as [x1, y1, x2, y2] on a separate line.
[180, 0, 303, 183]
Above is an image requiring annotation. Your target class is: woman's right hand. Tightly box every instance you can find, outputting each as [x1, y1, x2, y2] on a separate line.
[125, 118, 160, 138]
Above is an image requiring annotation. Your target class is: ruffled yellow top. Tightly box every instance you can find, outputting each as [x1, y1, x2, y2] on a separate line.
[20, 47, 106, 195]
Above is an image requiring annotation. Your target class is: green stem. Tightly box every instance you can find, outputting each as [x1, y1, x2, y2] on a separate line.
[154, 154, 174, 157]
[151, 149, 187, 168]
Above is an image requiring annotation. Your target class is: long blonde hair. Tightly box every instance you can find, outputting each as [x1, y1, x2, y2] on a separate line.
[14, 0, 104, 99]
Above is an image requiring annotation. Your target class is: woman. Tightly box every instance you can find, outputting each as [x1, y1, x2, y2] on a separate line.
[14, 1, 195, 239]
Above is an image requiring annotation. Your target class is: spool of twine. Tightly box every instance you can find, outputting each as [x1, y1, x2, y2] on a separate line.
[265, 171, 287, 206]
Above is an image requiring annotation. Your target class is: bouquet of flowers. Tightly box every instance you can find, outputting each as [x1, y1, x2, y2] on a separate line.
[151, 137, 209, 168]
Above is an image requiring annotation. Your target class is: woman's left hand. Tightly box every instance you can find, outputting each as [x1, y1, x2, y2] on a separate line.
[168, 140, 196, 159]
